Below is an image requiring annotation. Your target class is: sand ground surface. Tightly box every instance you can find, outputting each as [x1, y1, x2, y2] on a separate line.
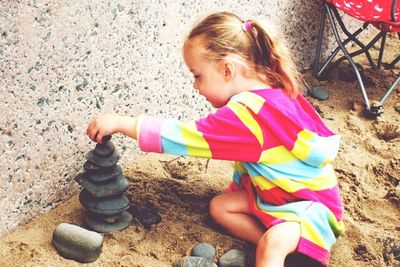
[0, 33, 399, 267]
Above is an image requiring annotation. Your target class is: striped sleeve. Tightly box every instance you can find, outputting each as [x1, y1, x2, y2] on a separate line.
[137, 102, 264, 161]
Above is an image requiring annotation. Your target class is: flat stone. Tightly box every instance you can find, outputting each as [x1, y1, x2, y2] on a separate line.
[101, 135, 111, 143]
[191, 243, 216, 260]
[79, 190, 129, 216]
[86, 165, 123, 182]
[83, 161, 104, 173]
[86, 150, 120, 168]
[219, 249, 246, 267]
[174, 256, 217, 267]
[134, 207, 161, 229]
[85, 211, 133, 233]
[75, 172, 128, 198]
[52, 223, 103, 263]
[395, 104, 400, 113]
[309, 86, 329, 100]
[94, 141, 115, 156]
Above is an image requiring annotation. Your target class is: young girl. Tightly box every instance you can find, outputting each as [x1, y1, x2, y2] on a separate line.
[87, 12, 344, 267]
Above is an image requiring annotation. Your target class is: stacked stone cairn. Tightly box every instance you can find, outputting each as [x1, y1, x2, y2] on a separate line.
[75, 136, 133, 233]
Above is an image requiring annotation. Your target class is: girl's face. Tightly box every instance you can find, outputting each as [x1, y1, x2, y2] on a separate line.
[183, 42, 233, 108]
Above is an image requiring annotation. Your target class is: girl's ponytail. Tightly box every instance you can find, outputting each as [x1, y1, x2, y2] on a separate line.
[248, 20, 300, 98]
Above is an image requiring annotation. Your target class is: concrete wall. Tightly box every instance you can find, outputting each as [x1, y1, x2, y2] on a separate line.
[0, 0, 350, 236]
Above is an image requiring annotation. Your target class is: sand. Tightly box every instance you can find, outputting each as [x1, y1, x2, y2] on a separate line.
[0, 36, 399, 267]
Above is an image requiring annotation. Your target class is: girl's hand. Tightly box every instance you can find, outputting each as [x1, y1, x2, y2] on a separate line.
[86, 114, 138, 143]
[86, 114, 121, 143]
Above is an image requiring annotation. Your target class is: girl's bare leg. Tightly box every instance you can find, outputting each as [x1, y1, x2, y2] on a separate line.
[209, 191, 301, 267]
[256, 221, 300, 267]
[209, 191, 265, 243]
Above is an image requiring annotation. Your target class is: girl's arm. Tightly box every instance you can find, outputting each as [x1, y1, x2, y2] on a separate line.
[86, 114, 138, 143]
[87, 97, 264, 162]
[137, 103, 264, 162]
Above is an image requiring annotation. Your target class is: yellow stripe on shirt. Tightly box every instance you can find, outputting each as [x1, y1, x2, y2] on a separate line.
[258, 145, 298, 164]
[251, 175, 277, 190]
[227, 101, 264, 147]
[181, 121, 212, 158]
[234, 91, 266, 114]
[250, 168, 338, 193]
[291, 129, 314, 161]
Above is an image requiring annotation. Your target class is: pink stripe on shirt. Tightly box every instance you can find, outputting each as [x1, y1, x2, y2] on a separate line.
[138, 115, 164, 153]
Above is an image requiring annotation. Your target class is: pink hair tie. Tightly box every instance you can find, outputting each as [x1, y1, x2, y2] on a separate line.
[242, 21, 252, 32]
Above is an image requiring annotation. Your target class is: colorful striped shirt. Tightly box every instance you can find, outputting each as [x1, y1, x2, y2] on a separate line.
[137, 88, 344, 265]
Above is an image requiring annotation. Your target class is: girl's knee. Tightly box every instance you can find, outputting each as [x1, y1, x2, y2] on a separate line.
[257, 222, 301, 255]
[257, 231, 281, 253]
[209, 191, 250, 224]
[209, 195, 224, 221]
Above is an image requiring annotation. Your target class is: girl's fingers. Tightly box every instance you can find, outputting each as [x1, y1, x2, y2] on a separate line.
[86, 120, 96, 138]
[95, 131, 103, 144]
[87, 116, 114, 143]
[92, 129, 99, 143]
[87, 128, 95, 141]
[87, 119, 102, 143]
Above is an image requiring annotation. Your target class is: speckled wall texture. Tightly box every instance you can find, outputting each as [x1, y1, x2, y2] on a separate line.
[0, 0, 360, 236]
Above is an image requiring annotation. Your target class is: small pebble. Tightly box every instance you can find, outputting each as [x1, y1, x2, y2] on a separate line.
[219, 249, 246, 267]
[174, 256, 217, 267]
[395, 104, 400, 113]
[309, 86, 329, 100]
[191, 243, 216, 260]
[52, 223, 103, 263]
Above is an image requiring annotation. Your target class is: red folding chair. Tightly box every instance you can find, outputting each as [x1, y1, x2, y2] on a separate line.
[312, 0, 400, 118]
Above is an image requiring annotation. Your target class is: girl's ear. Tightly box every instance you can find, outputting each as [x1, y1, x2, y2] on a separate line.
[223, 61, 235, 81]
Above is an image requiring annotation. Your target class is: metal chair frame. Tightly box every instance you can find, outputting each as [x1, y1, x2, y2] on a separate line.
[312, 0, 400, 117]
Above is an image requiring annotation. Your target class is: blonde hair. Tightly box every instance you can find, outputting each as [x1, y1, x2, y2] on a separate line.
[185, 12, 300, 97]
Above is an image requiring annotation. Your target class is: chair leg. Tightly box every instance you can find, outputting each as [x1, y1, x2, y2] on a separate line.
[377, 32, 387, 68]
[317, 27, 365, 77]
[331, 8, 376, 68]
[312, 3, 327, 78]
[379, 76, 400, 106]
[313, 3, 373, 79]
[389, 53, 400, 68]
[325, 4, 372, 111]
[333, 31, 385, 70]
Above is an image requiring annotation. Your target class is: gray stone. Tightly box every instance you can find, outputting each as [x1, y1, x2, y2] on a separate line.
[85, 211, 133, 233]
[83, 161, 103, 173]
[94, 141, 115, 156]
[191, 243, 216, 260]
[87, 165, 123, 182]
[75, 172, 128, 198]
[174, 256, 217, 267]
[101, 135, 111, 143]
[79, 190, 129, 215]
[219, 249, 246, 267]
[52, 223, 103, 263]
[309, 86, 329, 101]
[85, 150, 120, 168]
